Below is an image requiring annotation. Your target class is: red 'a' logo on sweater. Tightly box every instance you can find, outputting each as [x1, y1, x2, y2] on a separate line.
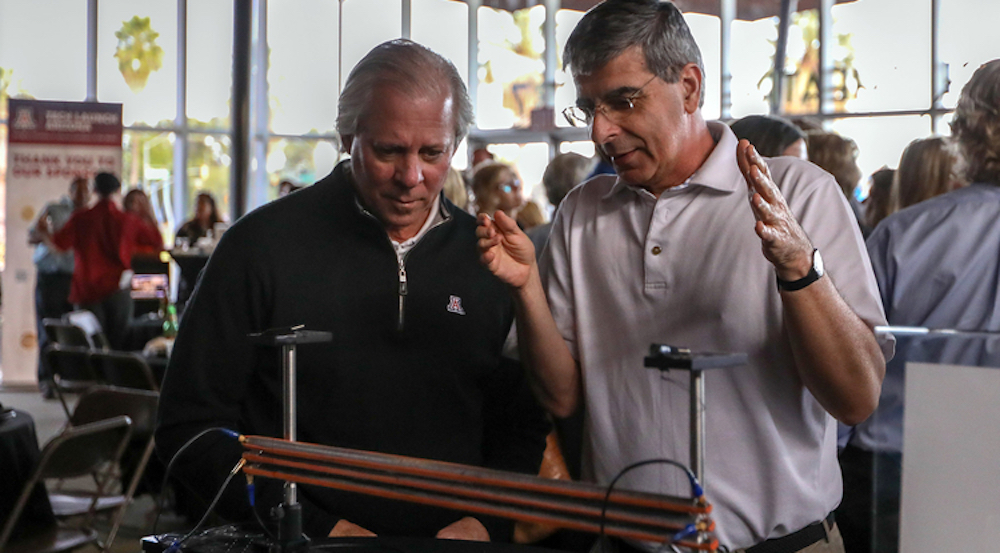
[447, 295, 466, 315]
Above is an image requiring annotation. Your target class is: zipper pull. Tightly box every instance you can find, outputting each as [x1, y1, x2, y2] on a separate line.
[398, 264, 408, 295]
[397, 259, 408, 330]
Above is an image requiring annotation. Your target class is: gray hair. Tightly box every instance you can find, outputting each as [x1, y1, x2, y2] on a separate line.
[337, 39, 474, 144]
[563, 0, 705, 106]
[542, 153, 596, 208]
[950, 59, 1000, 185]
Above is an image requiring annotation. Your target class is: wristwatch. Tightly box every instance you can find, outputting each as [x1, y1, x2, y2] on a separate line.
[776, 248, 824, 291]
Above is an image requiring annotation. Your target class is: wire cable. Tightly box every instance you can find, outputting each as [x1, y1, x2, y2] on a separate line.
[151, 426, 241, 534]
[164, 458, 245, 553]
[598, 458, 706, 553]
[245, 473, 277, 540]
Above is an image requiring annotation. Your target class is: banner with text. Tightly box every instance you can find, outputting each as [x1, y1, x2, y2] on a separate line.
[3, 99, 122, 385]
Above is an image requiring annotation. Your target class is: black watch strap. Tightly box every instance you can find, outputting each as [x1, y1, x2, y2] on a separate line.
[776, 249, 823, 291]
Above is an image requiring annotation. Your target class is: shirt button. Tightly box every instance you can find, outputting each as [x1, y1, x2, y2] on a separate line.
[651, 246, 662, 255]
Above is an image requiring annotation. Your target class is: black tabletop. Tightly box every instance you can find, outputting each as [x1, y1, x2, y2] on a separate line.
[142, 524, 562, 553]
[0, 407, 55, 539]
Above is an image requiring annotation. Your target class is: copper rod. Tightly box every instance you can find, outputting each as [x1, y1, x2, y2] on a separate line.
[242, 436, 717, 551]
[243, 464, 717, 551]
[243, 436, 707, 513]
[243, 452, 694, 530]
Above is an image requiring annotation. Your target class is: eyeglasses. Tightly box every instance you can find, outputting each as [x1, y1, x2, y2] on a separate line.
[562, 75, 658, 128]
[500, 179, 521, 194]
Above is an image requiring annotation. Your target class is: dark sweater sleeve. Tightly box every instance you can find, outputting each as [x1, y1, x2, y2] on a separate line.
[154, 225, 341, 538]
[477, 354, 551, 541]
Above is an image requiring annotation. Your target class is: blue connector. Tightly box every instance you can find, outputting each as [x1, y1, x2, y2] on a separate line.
[671, 523, 698, 543]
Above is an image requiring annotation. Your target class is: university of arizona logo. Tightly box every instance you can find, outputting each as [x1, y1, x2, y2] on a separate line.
[446, 295, 466, 315]
[13, 107, 36, 130]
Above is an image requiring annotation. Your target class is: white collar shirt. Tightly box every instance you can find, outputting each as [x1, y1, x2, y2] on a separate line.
[391, 193, 445, 260]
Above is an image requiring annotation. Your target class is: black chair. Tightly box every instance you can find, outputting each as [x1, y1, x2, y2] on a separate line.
[41, 319, 91, 349]
[44, 345, 98, 420]
[67, 386, 160, 551]
[62, 311, 111, 351]
[90, 350, 160, 392]
[0, 417, 133, 553]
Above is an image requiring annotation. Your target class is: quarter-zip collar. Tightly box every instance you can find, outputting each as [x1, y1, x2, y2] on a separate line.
[352, 184, 453, 332]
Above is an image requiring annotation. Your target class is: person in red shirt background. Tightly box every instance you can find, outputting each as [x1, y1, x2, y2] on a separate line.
[37, 172, 163, 349]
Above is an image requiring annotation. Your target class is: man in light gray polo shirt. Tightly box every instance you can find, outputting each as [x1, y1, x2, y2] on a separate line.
[477, 1, 891, 551]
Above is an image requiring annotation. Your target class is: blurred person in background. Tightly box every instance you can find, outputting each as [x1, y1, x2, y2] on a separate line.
[808, 131, 869, 236]
[442, 167, 470, 212]
[35, 172, 163, 349]
[788, 116, 824, 134]
[862, 168, 896, 230]
[472, 161, 524, 220]
[528, 152, 595, 258]
[893, 136, 961, 211]
[175, 192, 223, 242]
[29, 176, 90, 398]
[730, 114, 808, 160]
[279, 179, 303, 197]
[515, 200, 545, 232]
[839, 59, 1000, 553]
[471, 146, 495, 169]
[123, 188, 162, 255]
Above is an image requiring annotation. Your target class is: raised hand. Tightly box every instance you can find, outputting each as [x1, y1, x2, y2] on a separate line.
[736, 139, 815, 281]
[477, 210, 536, 289]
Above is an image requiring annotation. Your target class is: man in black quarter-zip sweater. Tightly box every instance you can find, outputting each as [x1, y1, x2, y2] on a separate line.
[155, 39, 549, 543]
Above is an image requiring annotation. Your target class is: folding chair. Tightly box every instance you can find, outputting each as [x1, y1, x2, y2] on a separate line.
[41, 319, 91, 349]
[68, 386, 160, 551]
[44, 345, 99, 420]
[63, 311, 111, 351]
[0, 417, 133, 553]
[43, 312, 111, 351]
[90, 350, 160, 392]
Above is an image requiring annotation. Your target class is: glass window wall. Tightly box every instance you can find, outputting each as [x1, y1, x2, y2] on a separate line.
[411, 0, 469, 84]
[266, 137, 340, 201]
[833, 0, 932, 113]
[340, 0, 403, 87]
[477, 5, 546, 130]
[98, 0, 177, 126]
[939, 0, 1000, 109]
[187, 133, 232, 222]
[0, 0, 88, 102]
[267, 0, 340, 136]
[187, 0, 234, 129]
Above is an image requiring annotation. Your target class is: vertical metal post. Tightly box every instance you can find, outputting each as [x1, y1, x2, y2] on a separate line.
[817, 0, 834, 116]
[467, 0, 481, 140]
[231, 0, 253, 220]
[338, 0, 345, 95]
[401, 0, 412, 39]
[543, 0, 559, 157]
[690, 370, 705, 485]
[174, 0, 189, 228]
[771, 0, 797, 115]
[542, 0, 558, 110]
[282, 343, 298, 505]
[86, 0, 98, 101]
[930, 0, 945, 134]
[719, 0, 735, 120]
[249, 0, 270, 209]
